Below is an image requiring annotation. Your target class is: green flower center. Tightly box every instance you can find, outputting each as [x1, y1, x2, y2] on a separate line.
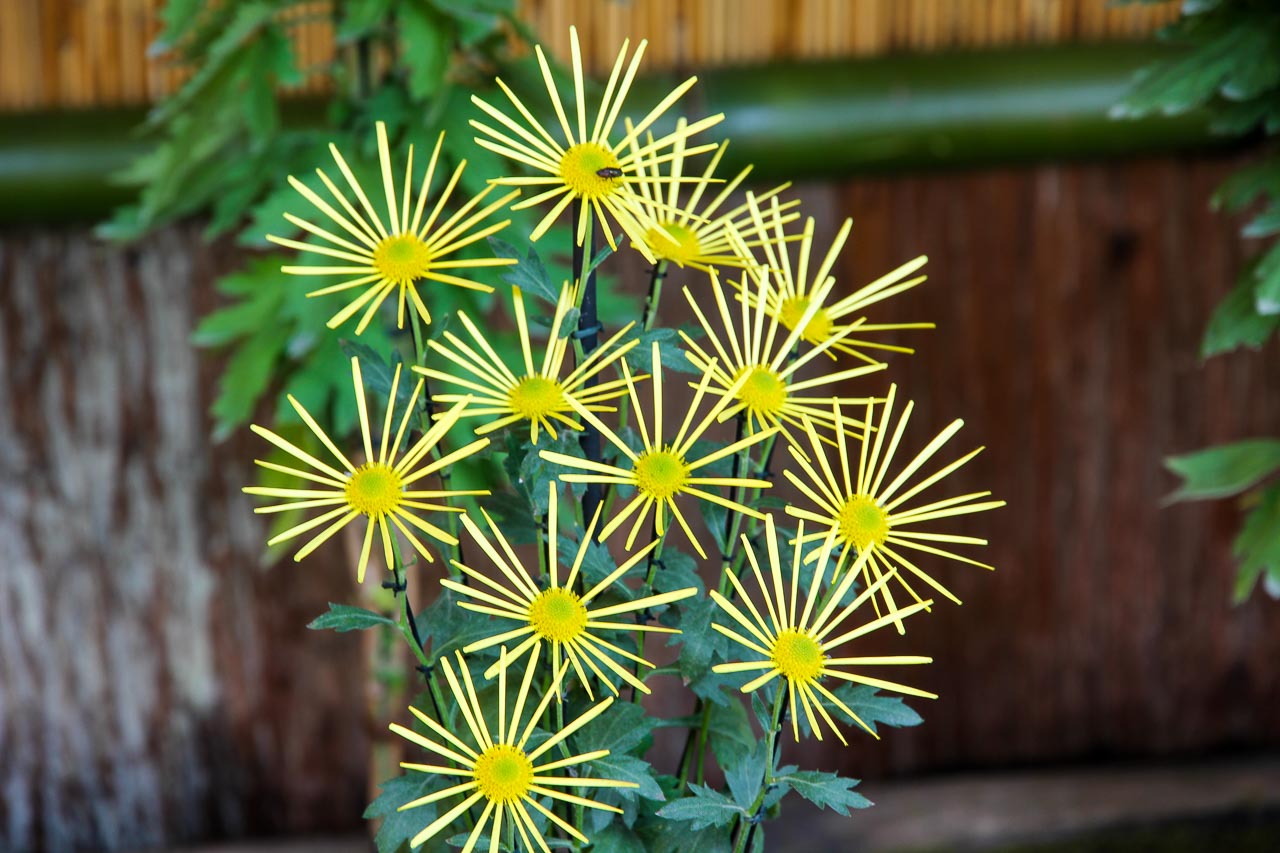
[633, 448, 690, 502]
[528, 587, 589, 643]
[508, 375, 566, 421]
[837, 494, 890, 550]
[778, 295, 833, 345]
[344, 463, 403, 517]
[770, 628, 825, 684]
[559, 143, 624, 200]
[372, 234, 432, 285]
[473, 744, 535, 805]
[737, 365, 788, 418]
[645, 222, 701, 266]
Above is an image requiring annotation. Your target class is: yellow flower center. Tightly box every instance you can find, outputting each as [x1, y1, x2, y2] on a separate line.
[527, 587, 589, 643]
[736, 365, 788, 419]
[472, 744, 534, 805]
[770, 628, 825, 684]
[633, 448, 690, 502]
[837, 494, 890, 550]
[344, 462, 403, 517]
[508, 375, 566, 421]
[559, 142, 624, 200]
[645, 222, 701, 266]
[372, 234, 433, 285]
[778, 295, 833, 345]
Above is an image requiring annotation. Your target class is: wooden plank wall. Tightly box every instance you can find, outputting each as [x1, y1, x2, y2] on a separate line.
[4, 155, 1277, 851]
[0, 0, 1180, 111]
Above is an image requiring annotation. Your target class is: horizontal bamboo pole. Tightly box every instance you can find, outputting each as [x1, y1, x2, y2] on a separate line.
[1, 44, 1215, 226]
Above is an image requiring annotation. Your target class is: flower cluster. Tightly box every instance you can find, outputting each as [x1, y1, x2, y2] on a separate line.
[245, 24, 1001, 852]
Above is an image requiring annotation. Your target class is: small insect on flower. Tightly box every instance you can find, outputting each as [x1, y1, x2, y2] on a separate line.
[471, 25, 723, 261]
[267, 121, 519, 335]
[445, 484, 697, 699]
[712, 516, 936, 743]
[243, 357, 489, 583]
[390, 646, 639, 851]
[785, 389, 1005, 630]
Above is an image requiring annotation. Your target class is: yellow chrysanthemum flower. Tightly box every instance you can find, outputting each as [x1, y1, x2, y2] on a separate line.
[711, 516, 935, 743]
[471, 25, 723, 261]
[743, 193, 933, 365]
[390, 647, 636, 852]
[784, 388, 1005, 627]
[268, 121, 518, 335]
[541, 341, 778, 558]
[414, 281, 639, 443]
[627, 126, 799, 271]
[679, 259, 887, 443]
[243, 357, 489, 582]
[443, 485, 696, 699]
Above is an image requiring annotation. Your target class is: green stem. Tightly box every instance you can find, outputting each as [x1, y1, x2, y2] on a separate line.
[632, 524, 668, 688]
[571, 202, 603, 535]
[731, 687, 786, 853]
[642, 260, 668, 331]
[409, 305, 464, 576]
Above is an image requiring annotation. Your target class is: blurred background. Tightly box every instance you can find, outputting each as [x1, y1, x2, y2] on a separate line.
[2, 0, 1279, 851]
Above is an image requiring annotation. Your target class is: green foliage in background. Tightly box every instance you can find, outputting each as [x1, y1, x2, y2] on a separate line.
[102, 0, 551, 452]
[1117, 0, 1280, 602]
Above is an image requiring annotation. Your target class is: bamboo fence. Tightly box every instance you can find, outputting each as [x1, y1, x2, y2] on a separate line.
[0, 0, 1179, 111]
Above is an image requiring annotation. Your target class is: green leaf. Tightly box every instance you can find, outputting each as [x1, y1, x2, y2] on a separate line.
[210, 322, 286, 440]
[365, 773, 441, 853]
[620, 327, 698, 375]
[774, 769, 872, 815]
[419, 588, 502, 664]
[1202, 269, 1280, 356]
[654, 783, 744, 830]
[337, 0, 396, 41]
[576, 700, 654, 757]
[1253, 241, 1280, 316]
[519, 430, 587, 512]
[816, 684, 924, 737]
[489, 236, 561, 304]
[1233, 481, 1280, 603]
[651, 547, 705, 597]
[706, 697, 756, 771]
[587, 824, 647, 853]
[400, 1, 451, 100]
[1165, 439, 1280, 502]
[308, 602, 397, 632]
[588, 752, 665, 803]
[724, 740, 767, 809]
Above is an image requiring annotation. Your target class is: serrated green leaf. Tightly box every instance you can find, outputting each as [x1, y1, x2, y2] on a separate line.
[1202, 268, 1280, 356]
[774, 769, 872, 815]
[724, 740, 767, 809]
[813, 684, 924, 737]
[706, 697, 755, 771]
[1253, 241, 1280, 315]
[1233, 481, 1280, 603]
[654, 783, 743, 830]
[308, 602, 397, 632]
[620, 327, 697, 374]
[588, 752, 665, 803]
[1165, 439, 1280, 502]
[365, 773, 442, 853]
[489, 237, 561, 304]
